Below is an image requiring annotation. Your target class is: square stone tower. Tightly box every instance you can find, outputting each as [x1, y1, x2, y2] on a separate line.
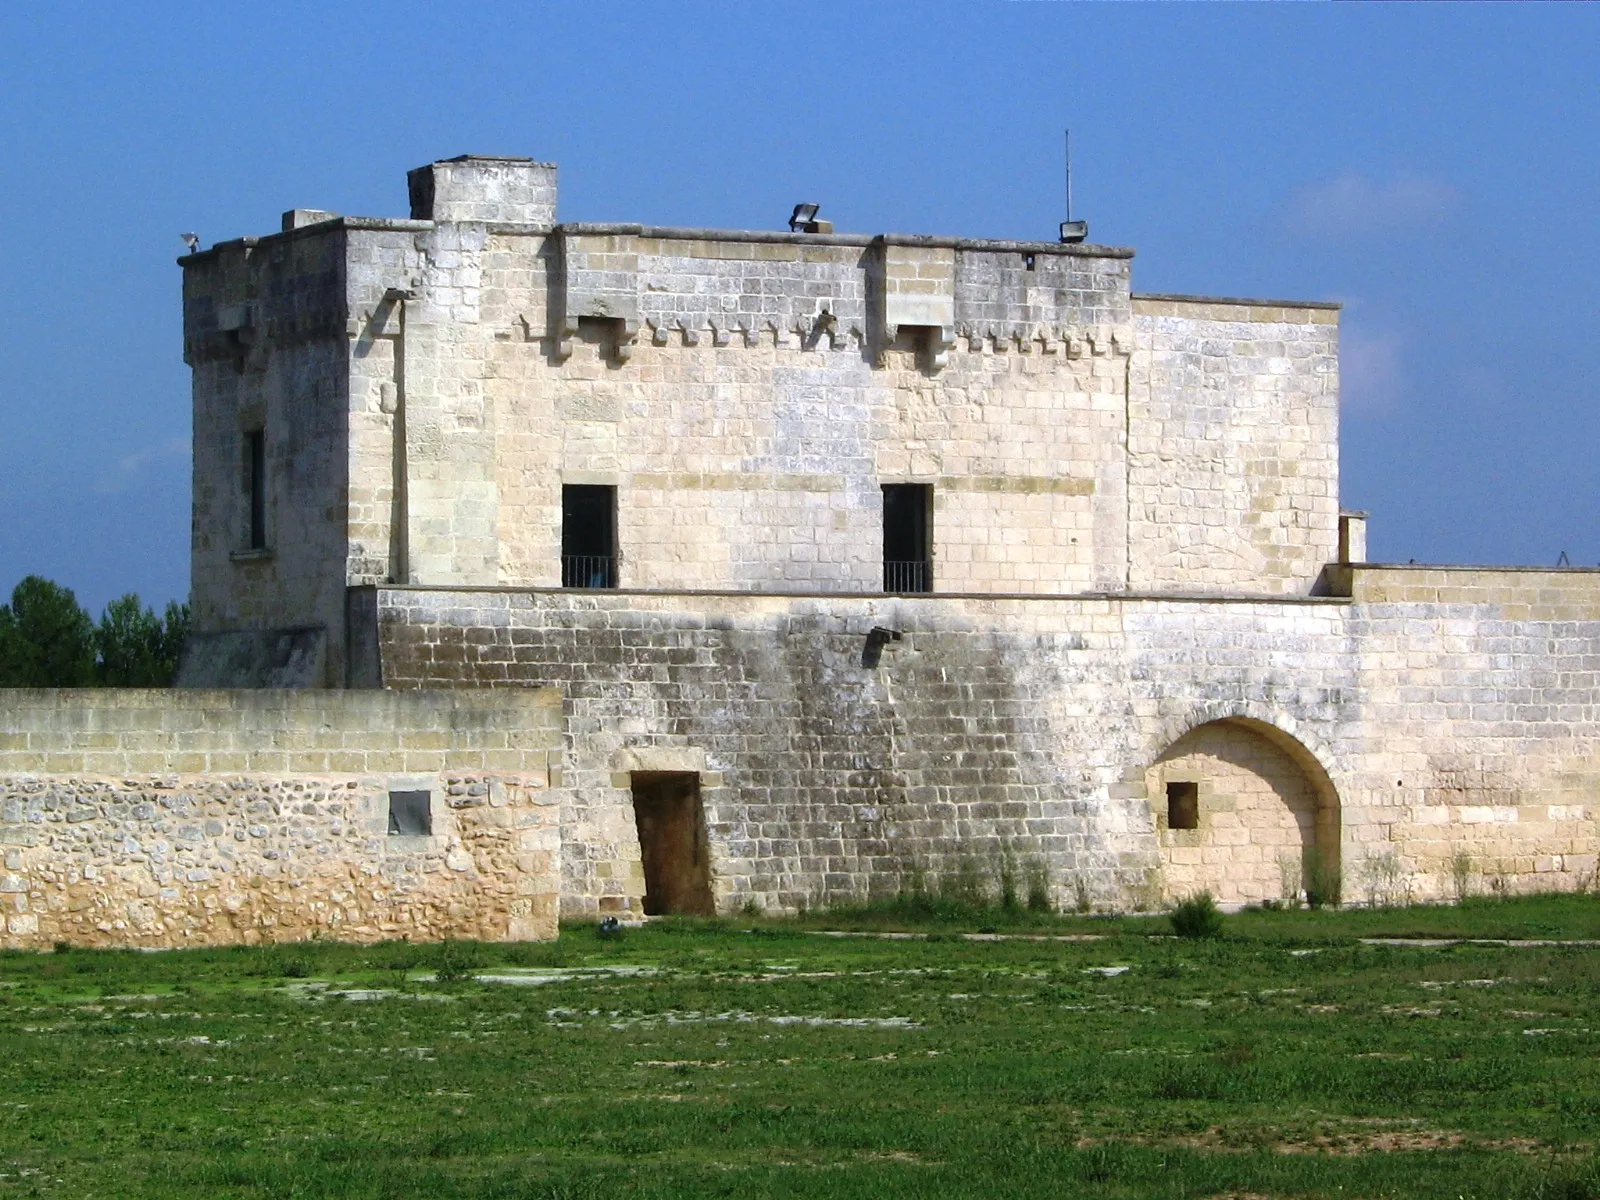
[178, 154, 1340, 687]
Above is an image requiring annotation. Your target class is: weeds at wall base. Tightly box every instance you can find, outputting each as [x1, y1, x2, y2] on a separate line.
[1303, 848, 1343, 910]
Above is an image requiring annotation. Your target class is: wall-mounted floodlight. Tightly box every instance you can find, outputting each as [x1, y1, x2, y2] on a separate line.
[1059, 220, 1089, 244]
[789, 203, 832, 234]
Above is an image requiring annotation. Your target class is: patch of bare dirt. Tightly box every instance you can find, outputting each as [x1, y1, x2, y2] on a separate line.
[854, 1150, 938, 1165]
[1084, 1122, 1544, 1157]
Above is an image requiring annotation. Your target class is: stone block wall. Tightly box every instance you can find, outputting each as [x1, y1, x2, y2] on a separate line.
[372, 581, 1600, 915]
[372, 586, 1360, 917]
[0, 689, 561, 949]
[1129, 296, 1340, 595]
[337, 219, 1144, 605]
[1337, 566, 1600, 901]
[182, 226, 354, 685]
[184, 157, 1352, 686]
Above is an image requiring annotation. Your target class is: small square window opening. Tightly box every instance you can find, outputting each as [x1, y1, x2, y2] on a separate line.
[1166, 781, 1199, 830]
[388, 789, 432, 836]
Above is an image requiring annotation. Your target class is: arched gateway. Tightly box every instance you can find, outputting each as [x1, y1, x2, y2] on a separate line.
[1145, 718, 1341, 906]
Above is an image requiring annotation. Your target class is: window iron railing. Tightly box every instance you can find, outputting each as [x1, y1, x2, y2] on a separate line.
[883, 559, 931, 594]
[562, 555, 617, 589]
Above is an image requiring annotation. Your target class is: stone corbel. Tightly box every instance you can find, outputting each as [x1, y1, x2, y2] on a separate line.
[802, 309, 836, 351]
[556, 301, 640, 363]
[553, 315, 575, 362]
[612, 314, 640, 361]
[883, 322, 954, 368]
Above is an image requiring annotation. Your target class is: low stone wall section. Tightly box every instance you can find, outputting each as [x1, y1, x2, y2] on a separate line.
[0, 689, 562, 949]
[1341, 567, 1600, 902]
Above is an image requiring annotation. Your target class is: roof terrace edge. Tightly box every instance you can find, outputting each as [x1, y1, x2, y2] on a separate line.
[554, 223, 1135, 258]
[178, 218, 1134, 263]
[1134, 291, 1341, 311]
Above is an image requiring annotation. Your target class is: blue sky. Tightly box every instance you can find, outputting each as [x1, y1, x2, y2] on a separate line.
[2, 3, 1597, 614]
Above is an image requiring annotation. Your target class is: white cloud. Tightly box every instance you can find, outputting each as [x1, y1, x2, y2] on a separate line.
[1288, 172, 1458, 237]
[94, 437, 187, 495]
[1340, 327, 1406, 416]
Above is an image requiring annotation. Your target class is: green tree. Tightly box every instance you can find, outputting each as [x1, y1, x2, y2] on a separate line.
[0, 576, 97, 687]
[95, 594, 190, 687]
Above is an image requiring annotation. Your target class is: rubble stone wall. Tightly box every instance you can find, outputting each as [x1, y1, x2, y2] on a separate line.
[0, 689, 561, 948]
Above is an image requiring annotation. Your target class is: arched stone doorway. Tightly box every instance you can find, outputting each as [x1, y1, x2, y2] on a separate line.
[1145, 718, 1340, 906]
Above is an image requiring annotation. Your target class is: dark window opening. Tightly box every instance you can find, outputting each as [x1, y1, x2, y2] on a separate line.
[883, 483, 932, 593]
[1166, 781, 1199, 830]
[388, 789, 432, 836]
[631, 772, 714, 916]
[562, 484, 617, 588]
[1023, 252, 1036, 271]
[245, 430, 266, 550]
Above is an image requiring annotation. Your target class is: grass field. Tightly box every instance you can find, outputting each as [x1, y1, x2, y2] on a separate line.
[1, 895, 1597, 1198]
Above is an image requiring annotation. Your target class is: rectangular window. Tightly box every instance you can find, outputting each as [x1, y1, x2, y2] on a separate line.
[1166, 781, 1199, 830]
[562, 484, 617, 588]
[245, 429, 266, 550]
[882, 483, 932, 593]
[387, 789, 432, 836]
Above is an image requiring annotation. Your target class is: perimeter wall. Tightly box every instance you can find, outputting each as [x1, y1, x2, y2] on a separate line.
[370, 566, 1600, 917]
[0, 689, 561, 949]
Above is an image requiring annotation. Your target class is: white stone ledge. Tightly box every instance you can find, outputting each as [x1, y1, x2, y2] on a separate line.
[377, 583, 1351, 607]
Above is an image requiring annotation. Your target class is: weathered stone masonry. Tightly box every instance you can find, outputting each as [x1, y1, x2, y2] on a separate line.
[6, 152, 1591, 945]
[372, 587, 1357, 915]
[366, 575, 1599, 916]
[0, 690, 560, 949]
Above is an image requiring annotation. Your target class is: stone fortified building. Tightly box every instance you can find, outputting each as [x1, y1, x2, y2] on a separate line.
[1, 155, 1596, 948]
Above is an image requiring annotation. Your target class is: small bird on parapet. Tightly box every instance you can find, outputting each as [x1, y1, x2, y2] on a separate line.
[181, 233, 200, 254]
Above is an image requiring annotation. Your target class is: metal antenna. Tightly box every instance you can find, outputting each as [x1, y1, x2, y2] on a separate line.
[1065, 129, 1073, 223]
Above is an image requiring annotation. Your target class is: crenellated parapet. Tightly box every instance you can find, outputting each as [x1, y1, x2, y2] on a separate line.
[181, 156, 1136, 376]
